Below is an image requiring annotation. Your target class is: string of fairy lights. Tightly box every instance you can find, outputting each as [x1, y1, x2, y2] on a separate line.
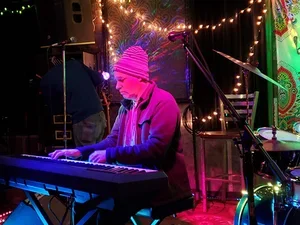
[196, 0, 268, 126]
[232, 0, 267, 94]
[0, 5, 33, 15]
[3, 0, 267, 128]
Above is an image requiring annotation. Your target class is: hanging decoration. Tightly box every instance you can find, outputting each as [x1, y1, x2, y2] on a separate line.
[272, 0, 300, 131]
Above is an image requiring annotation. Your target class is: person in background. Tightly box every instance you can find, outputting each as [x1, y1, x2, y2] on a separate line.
[40, 58, 107, 147]
[49, 46, 192, 225]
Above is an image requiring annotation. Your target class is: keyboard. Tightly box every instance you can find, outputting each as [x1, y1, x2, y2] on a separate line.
[0, 154, 168, 202]
[21, 154, 158, 173]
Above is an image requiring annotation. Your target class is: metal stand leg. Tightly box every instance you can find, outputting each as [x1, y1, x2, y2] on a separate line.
[200, 138, 207, 212]
[61, 46, 68, 149]
[24, 191, 53, 225]
[272, 185, 281, 225]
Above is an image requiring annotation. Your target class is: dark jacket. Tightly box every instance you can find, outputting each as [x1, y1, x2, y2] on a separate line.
[40, 59, 104, 124]
[78, 82, 192, 205]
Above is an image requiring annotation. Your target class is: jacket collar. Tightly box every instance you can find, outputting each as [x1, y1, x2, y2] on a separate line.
[121, 81, 156, 110]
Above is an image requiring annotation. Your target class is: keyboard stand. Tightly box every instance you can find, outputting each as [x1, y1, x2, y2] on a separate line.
[74, 196, 115, 225]
[24, 191, 53, 225]
[24, 191, 104, 225]
[75, 209, 98, 225]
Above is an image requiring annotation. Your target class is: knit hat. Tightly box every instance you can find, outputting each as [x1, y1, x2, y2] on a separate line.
[114, 46, 149, 80]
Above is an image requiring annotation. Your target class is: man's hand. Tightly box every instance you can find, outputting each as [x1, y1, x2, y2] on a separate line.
[88, 150, 106, 163]
[49, 149, 82, 159]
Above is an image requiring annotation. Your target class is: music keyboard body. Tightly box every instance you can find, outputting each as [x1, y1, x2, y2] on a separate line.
[0, 154, 168, 203]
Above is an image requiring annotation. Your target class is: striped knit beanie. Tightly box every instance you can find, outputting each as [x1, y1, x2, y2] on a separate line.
[114, 46, 149, 81]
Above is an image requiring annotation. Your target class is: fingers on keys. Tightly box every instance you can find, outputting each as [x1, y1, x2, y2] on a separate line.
[48, 150, 66, 159]
[88, 152, 96, 162]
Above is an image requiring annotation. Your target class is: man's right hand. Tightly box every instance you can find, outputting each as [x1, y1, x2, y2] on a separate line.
[49, 149, 82, 160]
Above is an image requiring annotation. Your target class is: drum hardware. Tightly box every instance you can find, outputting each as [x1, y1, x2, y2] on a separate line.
[213, 50, 287, 91]
[235, 124, 300, 224]
[210, 48, 300, 225]
[272, 126, 277, 140]
[173, 33, 292, 224]
[174, 36, 290, 224]
[272, 182, 285, 225]
[252, 126, 300, 181]
[212, 49, 297, 224]
[293, 121, 300, 134]
[257, 126, 300, 142]
[251, 126, 300, 176]
[255, 139, 300, 152]
[234, 184, 300, 225]
[284, 167, 300, 208]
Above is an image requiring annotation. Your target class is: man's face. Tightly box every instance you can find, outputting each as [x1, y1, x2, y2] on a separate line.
[114, 71, 142, 100]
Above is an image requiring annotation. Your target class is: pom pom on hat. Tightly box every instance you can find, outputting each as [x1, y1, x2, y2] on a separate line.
[114, 46, 149, 80]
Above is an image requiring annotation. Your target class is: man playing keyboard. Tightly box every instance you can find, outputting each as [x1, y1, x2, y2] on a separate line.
[49, 45, 192, 225]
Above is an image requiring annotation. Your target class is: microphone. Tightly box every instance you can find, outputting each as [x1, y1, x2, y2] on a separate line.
[51, 37, 77, 46]
[168, 30, 190, 42]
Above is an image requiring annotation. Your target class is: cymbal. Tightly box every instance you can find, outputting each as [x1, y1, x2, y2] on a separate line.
[253, 139, 300, 152]
[213, 50, 287, 91]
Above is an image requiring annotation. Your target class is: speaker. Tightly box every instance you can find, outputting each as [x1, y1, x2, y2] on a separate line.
[36, 0, 95, 47]
[4, 195, 70, 225]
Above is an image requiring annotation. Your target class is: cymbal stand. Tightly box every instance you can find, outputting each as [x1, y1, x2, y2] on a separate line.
[273, 186, 279, 225]
[177, 37, 291, 225]
[242, 69, 250, 123]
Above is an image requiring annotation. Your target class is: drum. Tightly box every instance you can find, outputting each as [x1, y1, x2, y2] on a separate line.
[257, 127, 300, 142]
[234, 185, 300, 225]
[252, 150, 298, 179]
[285, 167, 300, 208]
[252, 127, 300, 179]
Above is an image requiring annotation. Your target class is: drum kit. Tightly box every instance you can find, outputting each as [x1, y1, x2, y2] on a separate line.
[212, 51, 300, 224]
[173, 32, 300, 223]
[235, 126, 300, 225]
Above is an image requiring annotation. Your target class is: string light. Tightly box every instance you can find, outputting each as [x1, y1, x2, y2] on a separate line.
[107, 0, 178, 62]
[232, 0, 267, 93]
[99, 0, 270, 132]
[94, 0, 119, 62]
[102, 0, 268, 98]
[0, 211, 12, 224]
[0, 5, 33, 15]
[200, 111, 223, 125]
[193, 0, 265, 33]
[104, 0, 267, 65]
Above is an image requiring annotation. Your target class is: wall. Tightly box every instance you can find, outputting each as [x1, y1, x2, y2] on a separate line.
[105, 0, 189, 102]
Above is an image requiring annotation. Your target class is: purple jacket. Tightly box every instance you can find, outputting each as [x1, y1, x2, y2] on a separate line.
[78, 82, 191, 205]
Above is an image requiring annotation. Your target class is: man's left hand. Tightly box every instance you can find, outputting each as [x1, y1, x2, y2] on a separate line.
[89, 150, 106, 163]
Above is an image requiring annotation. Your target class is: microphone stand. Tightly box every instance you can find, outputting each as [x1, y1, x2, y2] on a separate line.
[62, 44, 68, 149]
[179, 38, 290, 225]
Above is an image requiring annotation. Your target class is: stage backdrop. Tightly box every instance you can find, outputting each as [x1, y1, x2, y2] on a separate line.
[273, 0, 300, 130]
[104, 0, 189, 103]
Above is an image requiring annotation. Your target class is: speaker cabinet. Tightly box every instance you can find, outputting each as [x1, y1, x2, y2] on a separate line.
[36, 0, 95, 47]
[4, 195, 70, 225]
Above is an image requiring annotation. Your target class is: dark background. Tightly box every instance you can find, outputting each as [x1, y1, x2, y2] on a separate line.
[0, 0, 269, 137]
